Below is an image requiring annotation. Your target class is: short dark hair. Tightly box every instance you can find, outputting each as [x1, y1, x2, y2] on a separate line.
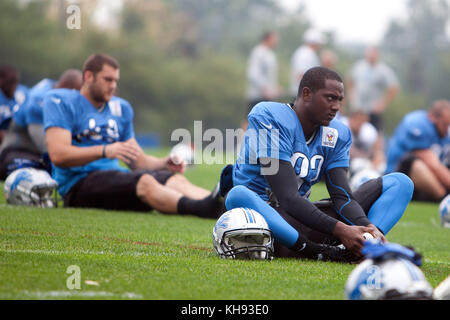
[0, 64, 19, 81]
[298, 66, 343, 96]
[82, 53, 119, 78]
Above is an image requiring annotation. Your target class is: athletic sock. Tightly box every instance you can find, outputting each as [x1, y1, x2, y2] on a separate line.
[177, 194, 224, 219]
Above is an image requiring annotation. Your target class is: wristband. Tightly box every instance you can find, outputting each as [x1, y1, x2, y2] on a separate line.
[102, 144, 107, 158]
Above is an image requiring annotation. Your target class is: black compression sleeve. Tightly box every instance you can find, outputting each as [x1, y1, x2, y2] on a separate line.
[325, 167, 371, 226]
[262, 159, 338, 235]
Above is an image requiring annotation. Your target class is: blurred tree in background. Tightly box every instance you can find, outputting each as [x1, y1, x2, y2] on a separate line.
[1, 0, 449, 142]
[381, 0, 450, 134]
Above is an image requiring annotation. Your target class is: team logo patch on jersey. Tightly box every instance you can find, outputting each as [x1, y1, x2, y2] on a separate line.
[109, 100, 122, 117]
[322, 127, 338, 148]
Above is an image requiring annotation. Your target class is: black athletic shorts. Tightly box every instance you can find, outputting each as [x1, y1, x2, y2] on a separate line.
[395, 153, 436, 202]
[273, 177, 383, 258]
[395, 153, 418, 177]
[64, 169, 174, 212]
[0, 147, 45, 180]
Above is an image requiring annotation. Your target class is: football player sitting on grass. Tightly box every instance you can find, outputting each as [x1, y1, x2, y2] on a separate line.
[0, 69, 82, 181]
[43, 53, 222, 218]
[386, 100, 450, 202]
[220, 67, 414, 263]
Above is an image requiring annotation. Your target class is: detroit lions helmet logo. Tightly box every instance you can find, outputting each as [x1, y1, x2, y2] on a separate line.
[214, 214, 230, 232]
[10, 170, 32, 192]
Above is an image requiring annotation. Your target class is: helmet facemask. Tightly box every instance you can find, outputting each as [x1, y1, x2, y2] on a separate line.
[29, 183, 59, 208]
[218, 228, 274, 260]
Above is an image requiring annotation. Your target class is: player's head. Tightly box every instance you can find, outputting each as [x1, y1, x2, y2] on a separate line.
[320, 49, 337, 70]
[0, 64, 20, 99]
[82, 53, 120, 104]
[429, 99, 450, 138]
[56, 69, 82, 90]
[365, 46, 380, 65]
[261, 31, 279, 49]
[304, 28, 325, 50]
[297, 66, 344, 126]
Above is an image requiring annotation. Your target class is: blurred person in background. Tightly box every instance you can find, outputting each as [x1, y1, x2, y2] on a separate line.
[0, 69, 82, 180]
[289, 28, 325, 100]
[386, 100, 450, 202]
[243, 31, 283, 130]
[320, 49, 338, 70]
[346, 46, 399, 131]
[340, 110, 386, 176]
[0, 65, 28, 143]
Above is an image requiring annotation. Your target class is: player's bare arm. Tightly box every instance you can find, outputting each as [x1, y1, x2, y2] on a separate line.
[46, 126, 139, 167]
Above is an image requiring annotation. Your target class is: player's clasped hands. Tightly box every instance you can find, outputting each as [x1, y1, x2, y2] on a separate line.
[104, 140, 141, 164]
[333, 222, 386, 256]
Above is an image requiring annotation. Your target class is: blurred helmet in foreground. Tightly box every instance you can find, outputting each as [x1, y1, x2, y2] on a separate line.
[4, 168, 58, 208]
[345, 241, 433, 300]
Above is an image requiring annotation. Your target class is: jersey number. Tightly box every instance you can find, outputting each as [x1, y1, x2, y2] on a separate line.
[290, 152, 324, 189]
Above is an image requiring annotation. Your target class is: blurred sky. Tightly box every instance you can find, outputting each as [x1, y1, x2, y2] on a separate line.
[94, 0, 450, 45]
[280, 0, 408, 44]
[280, 0, 450, 44]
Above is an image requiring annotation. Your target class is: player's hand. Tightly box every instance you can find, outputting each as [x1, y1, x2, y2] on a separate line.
[366, 224, 387, 243]
[333, 222, 375, 256]
[104, 141, 140, 164]
[165, 156, 186, 174]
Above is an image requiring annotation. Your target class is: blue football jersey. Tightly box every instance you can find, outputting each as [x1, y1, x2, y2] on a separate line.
[386, 110, 448, 173]
[0, 84, 29, 130]
[14, 78, 56, 128]
[233, 102, 352, 200]
[43, 89, 135, 196]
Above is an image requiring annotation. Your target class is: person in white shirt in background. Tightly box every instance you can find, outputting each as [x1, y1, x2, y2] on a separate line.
[289, 28, 326, 100]
[243, 31, 283, 130]
[346, 46, 400, 132]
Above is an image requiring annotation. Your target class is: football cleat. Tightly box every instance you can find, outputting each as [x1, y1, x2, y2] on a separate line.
[317, 243, 361, 264]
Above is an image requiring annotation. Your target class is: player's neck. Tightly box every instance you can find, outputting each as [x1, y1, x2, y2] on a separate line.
[293, 103, 318, 140]
[301, 118, 318, 141]
[80, 86, 105, 109]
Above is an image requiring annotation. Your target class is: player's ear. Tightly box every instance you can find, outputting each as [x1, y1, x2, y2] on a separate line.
[83, 70, 93, 83]
[302, 87, 313, 101]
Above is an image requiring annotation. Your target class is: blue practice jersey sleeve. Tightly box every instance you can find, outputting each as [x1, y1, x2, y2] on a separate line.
[43, 91, 74, 132]
[26, 102, 44, 125]
[246, 103, 297, 163]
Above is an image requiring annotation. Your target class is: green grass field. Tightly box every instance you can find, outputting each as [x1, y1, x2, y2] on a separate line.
[0, 149, 449, 300]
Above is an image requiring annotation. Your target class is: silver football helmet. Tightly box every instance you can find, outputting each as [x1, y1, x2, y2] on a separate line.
[4, 168, 58, 208]
[345, 241, 434, 300]
[212, 207, 274, 260]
